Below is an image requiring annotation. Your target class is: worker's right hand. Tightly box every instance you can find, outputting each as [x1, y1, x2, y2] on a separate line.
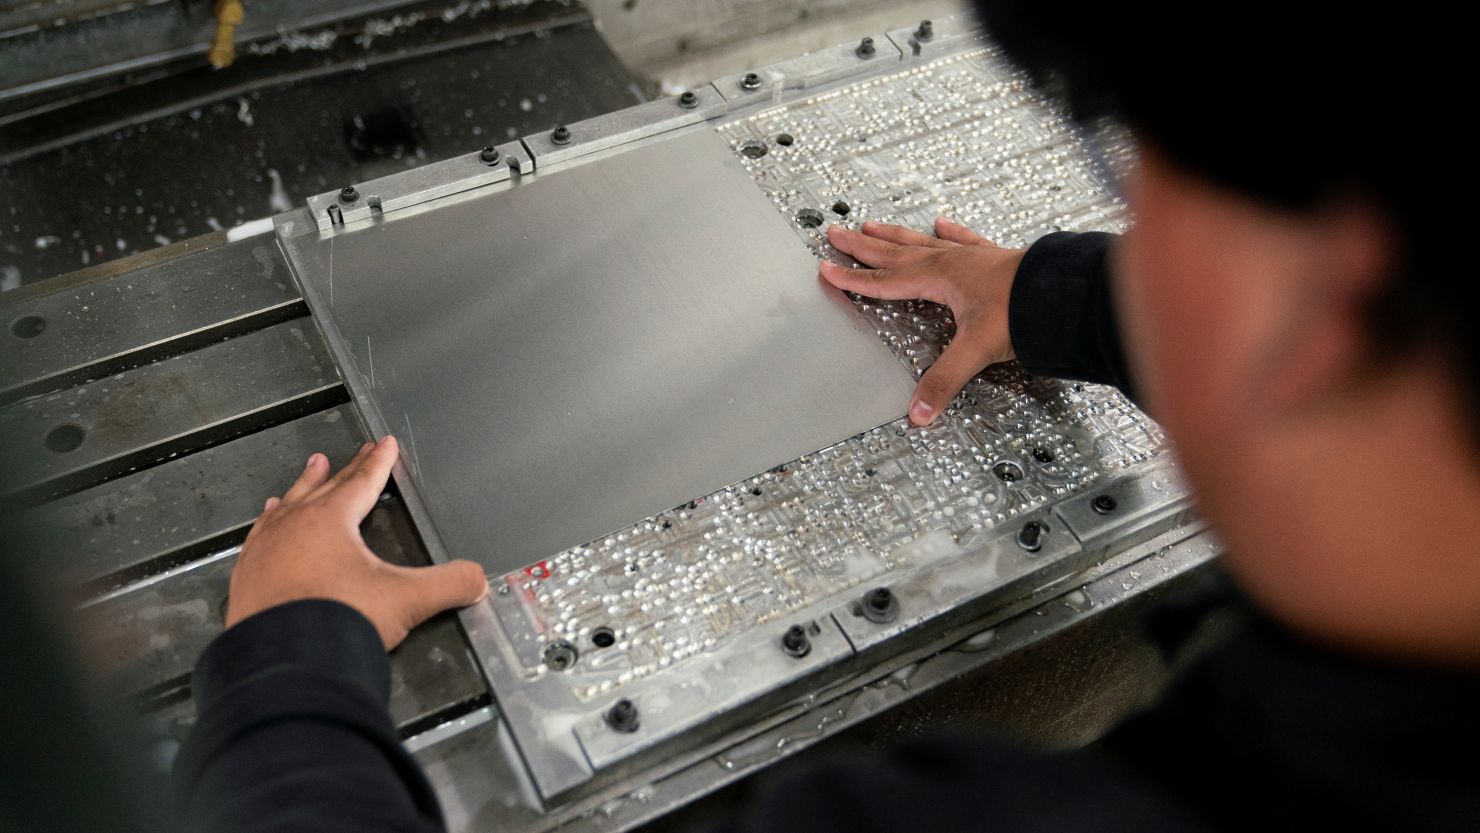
[226, 436, 488, 649]
[819, 218, 1026, 426]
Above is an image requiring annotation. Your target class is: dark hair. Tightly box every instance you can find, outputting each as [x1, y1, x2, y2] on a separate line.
[971, 2, 1476, 442]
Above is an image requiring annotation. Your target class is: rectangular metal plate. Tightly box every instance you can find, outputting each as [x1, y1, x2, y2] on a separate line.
[286, 128, 914, 576]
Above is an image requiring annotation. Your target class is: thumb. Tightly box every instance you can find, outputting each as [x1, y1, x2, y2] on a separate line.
[908, 336, 993, 426]
[394, 559, 489, 630]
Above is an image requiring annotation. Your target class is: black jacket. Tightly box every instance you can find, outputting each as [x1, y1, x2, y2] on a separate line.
[173, 232, 1480, 832]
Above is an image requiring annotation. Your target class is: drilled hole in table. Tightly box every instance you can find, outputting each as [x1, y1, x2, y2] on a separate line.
[11, 315, 45, 339]
[45, 423, 85, 453]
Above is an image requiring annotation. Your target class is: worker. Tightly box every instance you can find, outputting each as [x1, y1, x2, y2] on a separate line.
[158, 0, 1480, 830]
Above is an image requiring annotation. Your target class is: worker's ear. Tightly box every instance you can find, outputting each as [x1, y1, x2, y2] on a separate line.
[1258, 199, 1396, 415]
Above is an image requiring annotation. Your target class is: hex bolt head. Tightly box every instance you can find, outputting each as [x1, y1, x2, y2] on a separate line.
[606, 698, 640, 733]
[781, 624, 812, 658]
[678, 90, 699, 109]
[479, 146, 501, 165]
[1017, 520, 1045, 553]
[1092, 494, 1118, 515]
[339, 186, 360, 203]
[741, 72, 763, 91]
[916, 19, 934, 40]
[856, 37, 876, 58]
[860, 587, 899, 623]
[551, 125, 572, 145]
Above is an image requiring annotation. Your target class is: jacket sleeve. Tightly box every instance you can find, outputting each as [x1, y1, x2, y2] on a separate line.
[1007, 231, 1137, 400]
[172, 599, 445, 833]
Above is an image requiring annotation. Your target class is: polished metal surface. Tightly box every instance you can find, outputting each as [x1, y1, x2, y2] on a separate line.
[283, 127, 915, 576]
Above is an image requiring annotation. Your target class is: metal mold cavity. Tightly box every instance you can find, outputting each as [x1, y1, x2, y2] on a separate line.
[738, 139, 768, 159]
[795, 208, 825, 228]
[543, 640, 579, 671]
[993, 460, 1025, 482]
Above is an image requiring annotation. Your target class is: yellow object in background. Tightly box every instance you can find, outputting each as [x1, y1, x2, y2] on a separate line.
[208, 0, 245, 69]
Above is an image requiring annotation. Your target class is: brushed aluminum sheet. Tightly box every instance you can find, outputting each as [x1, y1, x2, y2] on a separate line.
[290, 128, 914, 575]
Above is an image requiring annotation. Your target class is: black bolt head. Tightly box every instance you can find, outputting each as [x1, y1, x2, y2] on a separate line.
[1092, 494, 1118, 515]
[551, 125, 571, 145]
[782, 624, 811, 658]
[857, 36, 875, 57]
[339, 186, 359, 203]
[1017, 521, 1044, 552]
[606, 698, 640, 733]
[916, 19, 934, 40]
[860, 587, 899, 623]
[741, 72, 762, 90]
[479, 146, 501, 164]
[678, 90, 699, 108]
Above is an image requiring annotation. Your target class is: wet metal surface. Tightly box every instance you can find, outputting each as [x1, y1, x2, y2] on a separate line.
[1, 3, 642, 288]
[12, 406, 363, 589]
[0, 237, 300, 405]
[0, 317, 342, 502]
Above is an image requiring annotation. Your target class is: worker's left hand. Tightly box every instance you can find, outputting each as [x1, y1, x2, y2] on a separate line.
[226, 436, 489, 649]
[820, 218, 1026, 426]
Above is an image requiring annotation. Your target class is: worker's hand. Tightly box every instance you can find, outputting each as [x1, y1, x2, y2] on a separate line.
[226, 436, 488, 649]
[820, 218, 1026, 426]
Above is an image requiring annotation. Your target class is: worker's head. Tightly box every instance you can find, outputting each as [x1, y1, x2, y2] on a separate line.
[971, 3, 1480, 662]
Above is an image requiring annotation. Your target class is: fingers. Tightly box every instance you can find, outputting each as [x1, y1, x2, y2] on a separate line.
[908, 335, 996, 426]
[858, 220, 956, 249]
[395, 559, 489, 635]
[281, 452, 331, 503]
[307, 440, 377, 503]
[243, 497, 280, 547]
[819, 260, 936, 302]
[934, 217, 990, 246]
[323, 436, 400, 520]
[827, 225, 933, 268]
